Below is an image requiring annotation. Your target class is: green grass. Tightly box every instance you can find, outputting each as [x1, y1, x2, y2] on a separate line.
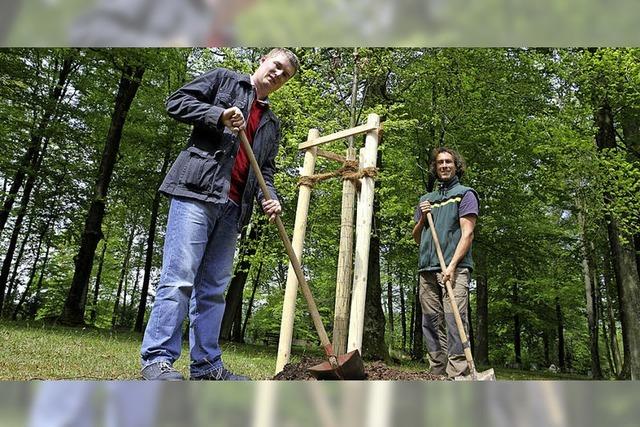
[0, 320, 590, 380]
[0, 320, 323, 380]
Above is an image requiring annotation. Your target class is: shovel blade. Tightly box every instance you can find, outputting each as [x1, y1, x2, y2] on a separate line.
[308, 350, 366, 380]
[454, 368, 496, 381]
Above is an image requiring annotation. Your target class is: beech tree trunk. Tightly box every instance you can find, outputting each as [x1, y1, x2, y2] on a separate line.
[1, 216, 34, 315]
[0, 56, 74, 236]
[135, 143, 171, 333]
[241, 260, 262, 342]
[411, 278, 423, 361]
[513, 283, 521, 366]
[386, 268, 394, 341]
[475, 271, 489, 365]
[578, 208, 603, 379]
[62, 64, 145, 325]
[112, 225, 136, 329]
[399, 282, 407, 351]
[595, 100, 640, 379]
[598, 287, 616, 377]
[12, 226, 44, 320]
[0, 133, 50, 313]
[556, 297, 565, 371]
[220, 222, 260, 342]
[90, 241, 108, 325]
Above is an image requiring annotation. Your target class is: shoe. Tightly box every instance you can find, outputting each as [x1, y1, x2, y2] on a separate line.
[191, 366, 250, 381]
[141, 361, 185, 381]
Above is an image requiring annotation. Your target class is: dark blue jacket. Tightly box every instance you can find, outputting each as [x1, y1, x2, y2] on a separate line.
[159, 68, 280, 231]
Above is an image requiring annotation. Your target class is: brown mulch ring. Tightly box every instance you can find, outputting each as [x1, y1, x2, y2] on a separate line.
[273, 357, 447, 381]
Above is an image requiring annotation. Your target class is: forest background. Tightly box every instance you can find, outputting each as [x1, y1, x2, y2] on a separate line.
[0, 47, 639, 380]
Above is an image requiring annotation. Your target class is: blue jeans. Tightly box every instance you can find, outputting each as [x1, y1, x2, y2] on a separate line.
[141, 196, 239, 377]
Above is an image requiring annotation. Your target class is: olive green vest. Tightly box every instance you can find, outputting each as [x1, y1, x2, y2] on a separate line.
[418, 176, 477, 272]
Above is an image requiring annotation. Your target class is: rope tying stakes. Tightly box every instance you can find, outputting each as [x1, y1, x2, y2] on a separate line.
[297, 160, 378, 188]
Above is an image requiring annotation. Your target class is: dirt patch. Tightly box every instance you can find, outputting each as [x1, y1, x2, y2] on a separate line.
[273, 357, 446, 381]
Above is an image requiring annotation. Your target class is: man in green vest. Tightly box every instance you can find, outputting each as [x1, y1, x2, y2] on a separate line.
[412, 147, 479, 378]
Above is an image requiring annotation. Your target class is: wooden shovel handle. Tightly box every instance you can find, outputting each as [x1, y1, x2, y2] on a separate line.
[238, 130, 334, 356]
[425, 211, 477, 376]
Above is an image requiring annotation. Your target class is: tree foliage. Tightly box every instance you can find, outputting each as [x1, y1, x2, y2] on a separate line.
[1, 48, 638, 377]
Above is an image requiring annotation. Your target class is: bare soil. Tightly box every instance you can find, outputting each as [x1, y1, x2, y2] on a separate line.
[273, 357, 446, 381]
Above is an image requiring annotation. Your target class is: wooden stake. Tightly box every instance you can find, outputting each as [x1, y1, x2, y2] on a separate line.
[298, 122, 379, 150]
[332, 146, 357, 355]
[275, 130, 318, 374]
[347, 114, 380, 354]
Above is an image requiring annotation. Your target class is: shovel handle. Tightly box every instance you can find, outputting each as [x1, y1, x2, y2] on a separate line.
[425, 211, 477, 377]
[238, 130, 335, 356]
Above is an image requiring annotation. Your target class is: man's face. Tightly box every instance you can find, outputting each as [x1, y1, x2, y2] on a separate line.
[435, 152, 456, 181]
[253, 52, 296, 97]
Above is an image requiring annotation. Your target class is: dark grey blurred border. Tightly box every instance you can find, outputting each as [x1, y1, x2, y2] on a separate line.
[2, 0, 640, 47]
[1, 381, 639, 427]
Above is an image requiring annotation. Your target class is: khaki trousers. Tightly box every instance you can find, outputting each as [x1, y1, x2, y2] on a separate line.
[419, 268, 470, 378]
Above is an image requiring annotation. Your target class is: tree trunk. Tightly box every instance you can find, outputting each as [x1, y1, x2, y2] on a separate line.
[241, 260, 262, 342]
[543, 330, 550, 367]
[399, 282, 407, 352]
[475, 272, 489, 365]
[608, 218, 640, 379]
[11, 226, 45, 320]
[386, 267, 394, 343]
[603, 249, 623, 375]
[578, 208, 603, 379]
[62, 64, 145, 326]
[231, 299, 243, 342]
[0, 214, 34, 315]
[112, 225, 136, 329]
[556, 297, 565, 371]
[90, 241, 108, 325]
[598, 285, 616, 377]
[220, 224, 259, 341]
[634, 234, 640, 282]
[135, 147, 171, 333]
[0, 56, 74, 236]
[411, 277, 423, 361]
[29, 234, 52, 320]
[595, 100, 640, 379]
[0, 130, 51, 313]
[513, 283, 521, 366]
[125, 242, 144, 328]
[120, 244, 141, 327]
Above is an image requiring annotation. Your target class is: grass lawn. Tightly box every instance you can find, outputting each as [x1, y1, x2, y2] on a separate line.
[0, 320, 590, 380]
[0, 320, 295, 380]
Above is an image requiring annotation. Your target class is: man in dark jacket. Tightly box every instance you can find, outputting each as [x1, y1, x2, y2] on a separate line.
[412, 147, 479, 379]
[141, 48, 299, 380]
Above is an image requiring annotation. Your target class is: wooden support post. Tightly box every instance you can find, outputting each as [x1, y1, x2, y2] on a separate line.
[298, 122, 379, 150]
[332, 146, 357, 355]
[275, 129, 318, 374]
[347, 113, 380, 354]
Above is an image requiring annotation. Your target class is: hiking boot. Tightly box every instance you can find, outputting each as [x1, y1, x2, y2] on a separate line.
[141, 361, 185, 381]
[190, 366, 250, 381]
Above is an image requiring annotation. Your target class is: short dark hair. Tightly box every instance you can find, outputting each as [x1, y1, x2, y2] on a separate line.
[265, 48, 300, 76]
[429, 147, 466, 179]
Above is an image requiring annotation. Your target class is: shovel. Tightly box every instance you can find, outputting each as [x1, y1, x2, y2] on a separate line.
[425, 211, 496, 381]
[238, 130, 366, 380]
